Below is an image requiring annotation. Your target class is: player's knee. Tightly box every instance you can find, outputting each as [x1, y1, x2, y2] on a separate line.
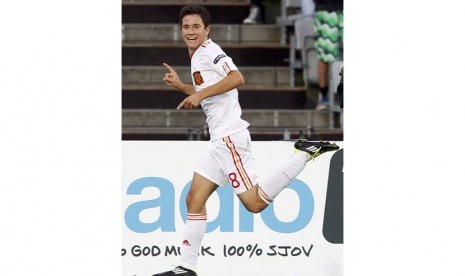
[244, 204, 261, 214]
[238, 187, 268, 213]
[186, 191, 202, 209]
[186, 191, 205, 212]
[243, 201, 265, 214]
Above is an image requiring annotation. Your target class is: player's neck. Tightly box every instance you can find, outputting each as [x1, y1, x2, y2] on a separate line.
[188, 38, 209, 58]
[188, 48, 196, 58]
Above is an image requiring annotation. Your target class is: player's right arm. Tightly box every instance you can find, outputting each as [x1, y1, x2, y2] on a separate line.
[162, 63, 195, 95]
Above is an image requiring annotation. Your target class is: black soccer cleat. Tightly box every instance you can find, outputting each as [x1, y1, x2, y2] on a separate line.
[294, 139, 339, 160]
[152, 266, 197, 276]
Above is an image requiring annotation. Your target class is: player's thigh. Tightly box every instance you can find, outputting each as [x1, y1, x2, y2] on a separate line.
[186, 172, 219, 212]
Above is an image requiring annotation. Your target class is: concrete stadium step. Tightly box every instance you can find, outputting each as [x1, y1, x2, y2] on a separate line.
[122, 109, 329, 129]
[121, 109, 338, 140]
[122, 24, 281, 44]
[122, 127, 343, 141]
[122, 86, 307, 109]
[122, 42, 289, 66]
[122, 66, 289, 86]
[122, 0, 248, 3]
[123, 1, 249, 24]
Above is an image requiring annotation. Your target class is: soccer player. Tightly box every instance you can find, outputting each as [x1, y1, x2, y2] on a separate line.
[154, 5, 339, 276]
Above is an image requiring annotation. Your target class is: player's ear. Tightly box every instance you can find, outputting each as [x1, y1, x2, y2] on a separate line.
[205, 25, 210, 36]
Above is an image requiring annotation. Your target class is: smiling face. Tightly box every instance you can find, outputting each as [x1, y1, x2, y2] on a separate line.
[181, 14, 210, 56]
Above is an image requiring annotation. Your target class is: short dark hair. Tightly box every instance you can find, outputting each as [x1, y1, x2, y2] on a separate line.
[179, 5, 211, 27]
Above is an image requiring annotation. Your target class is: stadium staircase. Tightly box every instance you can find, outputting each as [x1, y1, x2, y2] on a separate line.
[122, 0, 343, 141]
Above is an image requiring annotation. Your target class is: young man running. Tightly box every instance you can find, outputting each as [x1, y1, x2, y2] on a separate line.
[153, 5, 339, 276]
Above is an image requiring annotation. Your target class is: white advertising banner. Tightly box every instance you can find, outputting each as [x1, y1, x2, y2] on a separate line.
[122, 141, 343, 276]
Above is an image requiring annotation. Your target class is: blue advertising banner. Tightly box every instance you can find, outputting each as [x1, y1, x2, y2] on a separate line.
[122, 141, 343, 276]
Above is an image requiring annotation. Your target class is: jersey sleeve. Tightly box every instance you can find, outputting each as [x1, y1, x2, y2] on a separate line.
[207, 45, 238, 77]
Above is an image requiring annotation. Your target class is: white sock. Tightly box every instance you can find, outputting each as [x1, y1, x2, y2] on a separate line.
[258, 151, 310, 204]
[180, 213, 207, 270]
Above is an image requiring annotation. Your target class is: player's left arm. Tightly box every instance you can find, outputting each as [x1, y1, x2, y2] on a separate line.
[177, 70, 244, 110]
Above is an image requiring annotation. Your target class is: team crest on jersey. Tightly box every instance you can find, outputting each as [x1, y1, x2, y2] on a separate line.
[193, 71, 204, 85]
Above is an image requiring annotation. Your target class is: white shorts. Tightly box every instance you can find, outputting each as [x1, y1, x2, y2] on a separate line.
[194, 129, 258, 195]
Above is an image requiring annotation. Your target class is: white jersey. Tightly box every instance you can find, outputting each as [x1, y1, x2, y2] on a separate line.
[190, 39, 249, 141]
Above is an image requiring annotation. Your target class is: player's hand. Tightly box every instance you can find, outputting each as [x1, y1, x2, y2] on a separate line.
[177, 93, 202, 110]
[162, 63, 182, 89]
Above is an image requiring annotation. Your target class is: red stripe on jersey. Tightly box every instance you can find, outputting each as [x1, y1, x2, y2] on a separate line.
[223, 136, 253, 190]
[222, 62, 232, 74]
